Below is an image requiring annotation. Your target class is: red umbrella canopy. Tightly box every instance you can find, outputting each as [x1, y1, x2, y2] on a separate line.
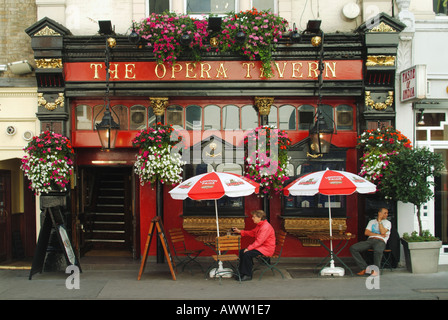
[283, 169, 376, 197]
[169, 171, 260, 200]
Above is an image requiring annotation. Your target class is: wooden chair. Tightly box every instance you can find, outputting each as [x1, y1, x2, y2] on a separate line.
[208, 235, 241, 283]
[254, 230, 287, 280]
[168, 228, 204, 274]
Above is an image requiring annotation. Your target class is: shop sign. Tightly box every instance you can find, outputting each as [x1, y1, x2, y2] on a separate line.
[64, 60, 363, 82]
[400, 65, 427, 102]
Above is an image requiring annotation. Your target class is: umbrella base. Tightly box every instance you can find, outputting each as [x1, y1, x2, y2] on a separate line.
[320, 266, 345, 277]
[209, 267, 234, 278]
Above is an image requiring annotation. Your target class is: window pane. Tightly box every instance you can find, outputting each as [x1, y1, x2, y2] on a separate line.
[112, 105, 128, 130]
[148, 106, 156, 127]
[419, 113, 446, 127]
[279, 105, 296, 130]
[130, 105, 147, 130]
[149, 0, 169, 14]
[76, 105, 92, 130]
[268, 105, 278, 127]
[320, 104, 334, 131]
[186, 0, 235, 14]
[186, 105, 201, 130]
[434, 0, 448, 14]
[204, 105, 221, 130]
[223, 105, 239, 129]
[241, 105, 258, 129]
[167, 105, 184, 129]
[336, 105, 353, 130]
[298, 105, 315, 130]
[252, 0, 276, 11]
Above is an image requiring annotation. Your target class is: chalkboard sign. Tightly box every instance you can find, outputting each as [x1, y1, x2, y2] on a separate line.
[29, 206, 81, 280]
[138, 217, 176, 280]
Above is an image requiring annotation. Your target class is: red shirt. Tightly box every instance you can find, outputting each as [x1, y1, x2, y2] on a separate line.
[240, 220, 276, 256]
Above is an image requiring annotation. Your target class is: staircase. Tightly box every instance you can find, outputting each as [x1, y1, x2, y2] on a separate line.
[85, 169, 129, 250]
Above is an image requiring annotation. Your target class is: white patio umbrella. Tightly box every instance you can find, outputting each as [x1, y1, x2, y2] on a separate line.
[283, 169, 376, 276]
[169, 171, 259, 277]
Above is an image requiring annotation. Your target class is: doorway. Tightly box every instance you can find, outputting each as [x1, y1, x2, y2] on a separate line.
[0, 171, 11, 262]
[76, 166, 136, 258]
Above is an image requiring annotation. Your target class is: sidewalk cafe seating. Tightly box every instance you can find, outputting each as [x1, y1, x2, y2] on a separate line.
[254, 230, 287, 280]
[207, 235, 241, 284]
[168, 228, 204, 274]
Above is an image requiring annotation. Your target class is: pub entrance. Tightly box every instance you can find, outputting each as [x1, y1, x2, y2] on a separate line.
[77, 166, 136, 258]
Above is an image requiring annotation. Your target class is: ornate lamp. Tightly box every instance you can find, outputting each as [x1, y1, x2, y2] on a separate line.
[309, 110, 334, 155]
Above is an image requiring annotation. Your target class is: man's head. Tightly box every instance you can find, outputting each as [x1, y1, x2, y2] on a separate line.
[377, 207, 389, 220]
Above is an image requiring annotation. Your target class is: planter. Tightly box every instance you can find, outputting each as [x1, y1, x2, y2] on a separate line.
[401, 239, 442, 273]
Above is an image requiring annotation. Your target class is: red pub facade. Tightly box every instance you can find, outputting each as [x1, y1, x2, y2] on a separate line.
[25, 14, 405, 263]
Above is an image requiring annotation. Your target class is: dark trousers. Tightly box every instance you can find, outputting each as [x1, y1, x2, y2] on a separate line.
[239, 249, 262, 277]
[349, 238, 386, 271]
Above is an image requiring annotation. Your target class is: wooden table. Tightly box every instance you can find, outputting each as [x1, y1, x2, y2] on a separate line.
[307, 233, 355, 276]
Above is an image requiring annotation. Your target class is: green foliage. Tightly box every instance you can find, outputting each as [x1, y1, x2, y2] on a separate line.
[402, 230, 439, 242]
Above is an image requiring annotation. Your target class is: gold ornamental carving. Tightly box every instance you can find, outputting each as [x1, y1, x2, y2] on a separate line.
[366, 55, 395, 67]
[150, 97, 169, 116]
[35, 58, 63, 69]
[34, 26, 61, 36]
[365, 91, 394, 111]
[368, 22, 396, 33]
[38, 93, 65, 111]
[182, 216, 245, 236]
[254, 97, 274, 116]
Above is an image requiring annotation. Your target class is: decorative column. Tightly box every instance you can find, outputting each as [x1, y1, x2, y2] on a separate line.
[255, 97, 274, 126]
[149, 97, 169, 263]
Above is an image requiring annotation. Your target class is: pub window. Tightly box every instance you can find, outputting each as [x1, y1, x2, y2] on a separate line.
[279, 104, 296, 130]
[76, 105, 93, 130]
[112, 105, 129, 130]
[148, 106, 156, 127]
[223, 105, 240, 129]
[298, 104, 315, 130]
[186, 105, 201, 130]
[251, 0, 277, 12]
[267, 105, 278, 128]
[167, 105, 184, 129]
[149, 0, 169, 14]
[241, 105, 259, 129]
[336, 105, 353, 130]
[320, 104, 334, 131]
[185, 0, 236, 14]
[204, 105, 221, 130]
[183, 163, 244, 216]
[130, 105, 147, 130]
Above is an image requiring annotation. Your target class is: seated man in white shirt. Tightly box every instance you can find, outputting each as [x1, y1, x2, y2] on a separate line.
[349, 207, 391, 276]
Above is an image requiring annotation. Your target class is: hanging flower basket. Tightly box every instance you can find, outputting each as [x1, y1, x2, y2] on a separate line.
[217, 8, 288, 78]
[20, 131, 75, 195]
[244, 125, 291, 197]
[132, 122, 185, 186]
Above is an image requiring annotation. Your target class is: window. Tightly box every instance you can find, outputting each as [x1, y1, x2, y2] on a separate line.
[298, 105, 315, 130]
[434, 0, 448, 15]
[416, 112, 448, 141]
[167, 105, 184, 129]
[252, 0, 277, 12]
[186, 105, 201, 130]
[204, 105, 221, 130]
[279, 105, 296, 130]
[336, 105, 353, 130]
[223, 105, 239, 129]
[186, 0, 235, 14]
[130, 105, 147, 130]
[112, 105, 129, 130]
[76, 105, 93, 130]
[241, 105, 259, 129]
[149, 0, 169, 14]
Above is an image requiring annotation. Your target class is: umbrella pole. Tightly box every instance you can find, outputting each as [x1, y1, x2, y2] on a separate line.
[328, 195, 335, 269]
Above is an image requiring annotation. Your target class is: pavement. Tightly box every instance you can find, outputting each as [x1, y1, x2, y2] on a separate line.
[1, 255, 448, 304]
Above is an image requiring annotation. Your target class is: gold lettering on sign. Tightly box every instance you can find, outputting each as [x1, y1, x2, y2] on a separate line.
[215, 63, 228, 78]
[155, 64, 166, 78]
[171, 64, 182, 79]
[124, 64, 136, 79]
[185, 62, 197, 79]
[325, 62, 337, 78]
[200, 63, 211, 79]
[291, 62, 303, 78]
[308, 62, 319, 78]
[90, 63, 103, 79]
[243, 62, 255, 78]
[109, 63, 119, 79]
[275, 62, 287, 78]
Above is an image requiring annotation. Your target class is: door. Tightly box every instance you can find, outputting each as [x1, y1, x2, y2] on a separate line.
[76, 166, 136, 257]
[0, 171, 11, 262]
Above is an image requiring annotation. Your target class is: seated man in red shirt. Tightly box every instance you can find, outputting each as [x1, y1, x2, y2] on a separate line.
[232, 210, 276, 281]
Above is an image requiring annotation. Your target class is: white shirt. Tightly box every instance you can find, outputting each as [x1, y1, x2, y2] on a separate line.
[366, 219, 391, 243]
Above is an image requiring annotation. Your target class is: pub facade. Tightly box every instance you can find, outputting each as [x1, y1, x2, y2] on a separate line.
[24, 11, 406, 263]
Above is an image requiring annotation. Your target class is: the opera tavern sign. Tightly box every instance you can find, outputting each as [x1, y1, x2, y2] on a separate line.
[64, 60, 362, 82]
